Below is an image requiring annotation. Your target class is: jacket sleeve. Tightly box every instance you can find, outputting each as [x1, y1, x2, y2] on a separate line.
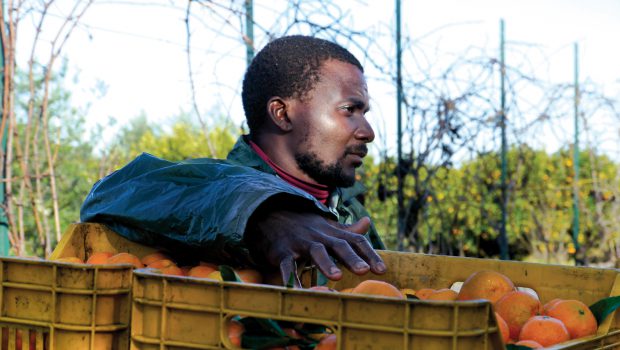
[338, 183, 386, 250]
[80, 153, 328, 266]
[347, 198, 386, 250]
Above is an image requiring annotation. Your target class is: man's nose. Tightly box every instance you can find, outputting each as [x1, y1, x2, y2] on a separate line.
[356, 118, 375, 143]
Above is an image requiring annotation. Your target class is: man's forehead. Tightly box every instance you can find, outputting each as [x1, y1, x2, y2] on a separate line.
[319, 59, 368, 92]
[319, 58, 364, 76]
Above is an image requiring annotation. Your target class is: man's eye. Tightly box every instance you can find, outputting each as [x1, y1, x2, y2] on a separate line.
[341, 106, 355, 113]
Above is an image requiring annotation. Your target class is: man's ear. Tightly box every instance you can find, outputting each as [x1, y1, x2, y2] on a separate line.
[267, 97, 293, 132]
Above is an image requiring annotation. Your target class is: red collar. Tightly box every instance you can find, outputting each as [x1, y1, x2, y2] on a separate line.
[249, 141, 331, 204]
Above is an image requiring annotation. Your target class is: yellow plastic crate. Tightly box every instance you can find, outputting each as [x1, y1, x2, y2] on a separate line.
[323, 251, 620, 349]
[0, 255, 132, 350]
[129, 250, 620, 350]
[1, 221, 156, 350]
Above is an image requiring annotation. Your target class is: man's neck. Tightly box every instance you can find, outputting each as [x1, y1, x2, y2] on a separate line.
[249, 140, 331, 204]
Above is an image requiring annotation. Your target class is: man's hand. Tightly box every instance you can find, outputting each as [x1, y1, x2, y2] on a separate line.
[246, 206, 386, 287]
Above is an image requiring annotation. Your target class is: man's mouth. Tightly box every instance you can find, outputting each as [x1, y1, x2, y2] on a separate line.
[346, 147, 367, 168]
[346, 145, 368, 159]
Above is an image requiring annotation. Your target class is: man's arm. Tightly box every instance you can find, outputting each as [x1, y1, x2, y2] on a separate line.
[81, 153, 386, 281]
[80, 153, 324, 266]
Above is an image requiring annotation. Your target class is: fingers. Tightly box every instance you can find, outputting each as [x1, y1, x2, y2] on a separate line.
[327, 220, 387, 276]
[309, 243, 343, 280]
[346, 234, 386, 275]
[257, 210, 385, 284]
[321, 238, 370, 275]
[279, 256, 302, 288]
[281, 230, 386, 284]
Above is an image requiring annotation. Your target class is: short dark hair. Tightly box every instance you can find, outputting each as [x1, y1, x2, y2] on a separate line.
[242, 35, 363, 134]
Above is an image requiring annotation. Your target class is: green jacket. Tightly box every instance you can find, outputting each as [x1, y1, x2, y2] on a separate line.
[80, 136, 384, 266]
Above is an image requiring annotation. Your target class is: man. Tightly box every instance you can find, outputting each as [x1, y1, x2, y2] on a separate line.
[81, 35, 386, 285]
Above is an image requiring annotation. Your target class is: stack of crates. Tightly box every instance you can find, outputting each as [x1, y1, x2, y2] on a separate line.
[35, 223, 620, 349]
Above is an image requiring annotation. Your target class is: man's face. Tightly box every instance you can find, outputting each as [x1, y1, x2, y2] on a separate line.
[289, 59, 375, 187]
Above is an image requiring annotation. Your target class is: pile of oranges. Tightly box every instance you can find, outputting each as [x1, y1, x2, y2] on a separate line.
[323, 271, 598, 349]
[54, 251, 263, 283]
[332, 279, 458, 301]
[450, 270, 597, 348]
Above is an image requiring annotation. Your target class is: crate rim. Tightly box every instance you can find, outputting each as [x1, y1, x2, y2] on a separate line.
[132, 267, 497, 308]
[0, 255, 135, 270]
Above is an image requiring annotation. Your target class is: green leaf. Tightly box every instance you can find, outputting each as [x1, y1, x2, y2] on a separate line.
[238, 317, 263, 333]
[286, 271, 297, 288]
[589, 295, 620, 325]
[316, 270, 329, 286]
[219, 265, 241, 282]
[257, 318, 286, 336]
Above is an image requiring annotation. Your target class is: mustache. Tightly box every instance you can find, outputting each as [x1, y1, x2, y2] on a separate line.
[345, 144, 368, 158]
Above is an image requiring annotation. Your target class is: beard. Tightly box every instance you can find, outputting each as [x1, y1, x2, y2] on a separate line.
[294, 144, 367, 188]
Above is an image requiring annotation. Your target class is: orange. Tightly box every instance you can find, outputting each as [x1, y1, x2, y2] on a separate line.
[106, 252, 144, 268]
[544, 299, 597, 339]
[339, 288, 354, 293]
[160, 265, 184, 276]
[141, 252, 170, 266]
[514, 339, 542, 348]
[415, 288, 436, 300]
[187, 265, 217, 278]
[426, 288, 458, 301]
[495, 291, 542, 340]
[54, 256, 84, 264]
[147, 259, 176, 269]
[542, 298, 562, 313]
[456, 270, 515, 305]
[180, 266, 192, 275]
[495, 312, 510, 344]
[314, 333, 337, 350]
[227, 318, 244, 347]
[86, 252, 114, 264]
[351, 280, 404, 299]
[236, 268, 263, 284]
[519, 315, 570, 347]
